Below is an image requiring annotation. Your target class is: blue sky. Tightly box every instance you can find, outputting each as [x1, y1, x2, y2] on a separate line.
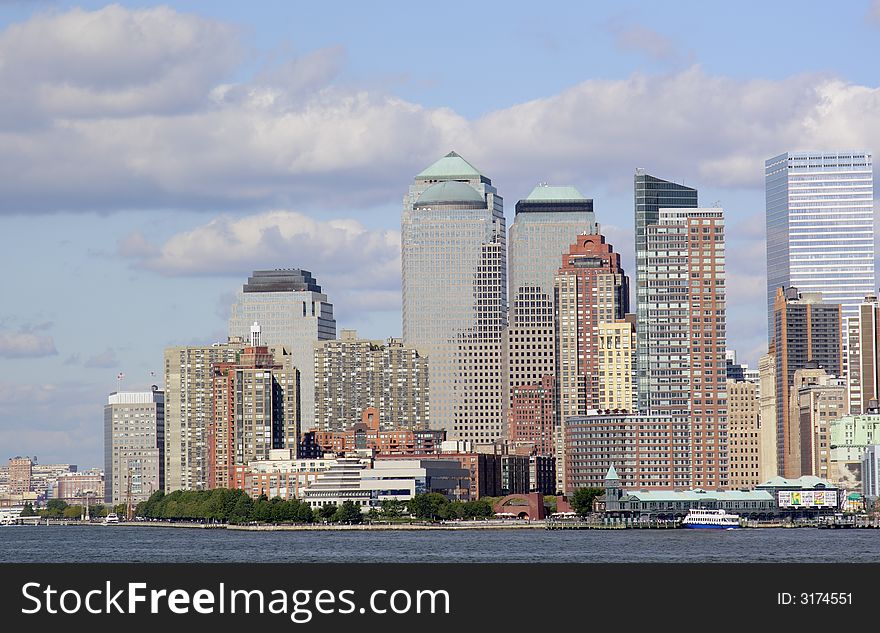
[2, 1, 880, 467]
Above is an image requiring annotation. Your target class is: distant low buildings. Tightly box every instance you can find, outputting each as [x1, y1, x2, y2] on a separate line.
[55, 470, 105, 505]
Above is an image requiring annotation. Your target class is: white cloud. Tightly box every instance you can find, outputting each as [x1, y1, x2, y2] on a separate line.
[0, 330, 57, 358]
[2, 6, 880, 214]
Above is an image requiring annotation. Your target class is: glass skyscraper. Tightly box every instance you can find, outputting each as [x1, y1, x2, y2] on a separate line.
[765, 151, 874, 333]
[402, 151, 507, 441]
[634, 169, 698, 412]
[228, 269, 336, 431]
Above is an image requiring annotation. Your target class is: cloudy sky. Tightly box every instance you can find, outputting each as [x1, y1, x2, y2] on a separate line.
[2, 1, 880, 467]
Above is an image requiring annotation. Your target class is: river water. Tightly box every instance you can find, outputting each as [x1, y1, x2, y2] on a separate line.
[2, 525, 879, 563]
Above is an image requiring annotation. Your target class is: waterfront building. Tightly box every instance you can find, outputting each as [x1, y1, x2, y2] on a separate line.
[231, 449, 347, 500]
[563, 411, 692, 492]
[771, 287, 843, 477]
[830, 406, 880, 492]
[312, 407, 444, 457]
[229, 269, 336, 432]
[164, 339, 246, 491]
[208, 342, 299, 489]
[758, 354, 779, 481]
[314, 330, 428, 433]
[597, 318, 637, 411]
[500, 454, 530, 496]
[7, 456, 32, 495]
[789, 366, 846, 480]
[846, 295, 880, 414]
[402, 151, 506, 442]
[55, 470, 105, 505]
[505, 184, 595, 460]
[642, 207, 728, 489]
[634, 170, 698, 413]
[104, 387, 165, 505]
[765, 151, 874, 331]
[301, 457, 470, 511]
[727, 379, 761, 489]
[754, 475, 842, 516]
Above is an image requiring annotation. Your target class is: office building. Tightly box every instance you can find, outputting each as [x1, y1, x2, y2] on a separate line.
[314, 330, 428, 433]
[862, 445, 880, 499]
[830, 406, 880, 492]
[104, 387, 165, 505]
[790, 365, 846, 480]
[402, 151, 506, 442]
[641, 207, 728, 489]
[765, 151, 874, 330]
[507, 375, 555, 456]
[229, 269, 336, 431]
[55, 470, 105, 505]
[771, 287, 843, 477]
[634, 170, 698, 412]
[727, 379, 761, 489]
[505, 184, 596, 439]
[312, 407, 444, 457]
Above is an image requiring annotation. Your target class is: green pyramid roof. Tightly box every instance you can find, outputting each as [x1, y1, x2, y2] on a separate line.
[524, 184, 587, 201]
[605, 464, 620, 481]
[416, 151, 484, 180]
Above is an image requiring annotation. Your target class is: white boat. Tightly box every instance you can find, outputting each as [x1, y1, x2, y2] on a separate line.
[103, 513, 120, 525]
[681, 508, 740, 529]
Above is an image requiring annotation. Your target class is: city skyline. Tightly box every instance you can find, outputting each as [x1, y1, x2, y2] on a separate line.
[4, 2, 880, 468]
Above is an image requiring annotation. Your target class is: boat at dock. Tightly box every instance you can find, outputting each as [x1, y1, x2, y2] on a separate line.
[681, 508, 740, 529]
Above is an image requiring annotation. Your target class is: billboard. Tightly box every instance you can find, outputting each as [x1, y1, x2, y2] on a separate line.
[777, 489, 838, 508]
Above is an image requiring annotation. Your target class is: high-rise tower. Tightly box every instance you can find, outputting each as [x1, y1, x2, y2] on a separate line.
[634, 170, 698, 412]
[228, 269, 336, 431]
[402, 151, 506, 442]
[765, 151, 874, 332]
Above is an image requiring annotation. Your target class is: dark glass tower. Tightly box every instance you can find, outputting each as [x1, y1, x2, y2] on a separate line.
[634, 170, 698, 412]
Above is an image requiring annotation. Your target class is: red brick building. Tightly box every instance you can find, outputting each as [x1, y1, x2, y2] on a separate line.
[312, 408, 445, 457]
[507, 375, 555, 456]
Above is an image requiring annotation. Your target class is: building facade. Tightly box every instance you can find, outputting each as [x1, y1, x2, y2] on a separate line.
[790, 366, 846, 481]
[312, 407, 444, 457]
[771, 287, 843, 478]
[830, 409, 880, 492]
[597, 318, 637, 411]
[7, 457, 32, 496]
[104, 387, 165, 505]
[846, 295, 880, 414]
[563, 412, 692, 492]
[642, 207, 728, 489]
[634, 170, 698, 412]
[228, 269, 336, 431]
[164, 340, 245, 491]
[727, 379, 761, 489]
[208, 344, 299, 489]
[314, 330, 428, 433]
[55, 470, 105, 505]
[507, 375, 555, 456]
[402, 151, 506, 442]
[758, 353, 779, 481]
[765, 151, 874, 330]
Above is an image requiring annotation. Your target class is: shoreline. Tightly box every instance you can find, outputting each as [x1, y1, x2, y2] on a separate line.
[51, 520, 548, 531]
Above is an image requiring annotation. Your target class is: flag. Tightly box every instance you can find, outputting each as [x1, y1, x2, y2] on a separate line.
[117, 372, 125, 381]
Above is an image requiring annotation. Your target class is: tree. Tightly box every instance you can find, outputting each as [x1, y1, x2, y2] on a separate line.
[571, 487, 604, 517]
[63, 506, 83, 519]
[408, 493, 448, 521]
[380, 499, 405, 519]
[317, 503, 338, 521]
[20, 502, 36, 517]
[42, 499, 69, 518]
[333, 500, 363, 524]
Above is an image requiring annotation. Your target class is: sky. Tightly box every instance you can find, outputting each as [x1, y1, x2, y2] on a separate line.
[2, 1, 880, 468]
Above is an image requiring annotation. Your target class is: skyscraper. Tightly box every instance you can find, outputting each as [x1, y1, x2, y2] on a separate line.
[554, 233, 629, 420]
[228, 269, 336, 430]
[765, 151, 874, 331]
[643, 207, 727, 489]
[402, 151, 506, 442]
[634, 170, 698, 412]
[314, 330, 429, 433]
[104, 387, 164, 504]
[771, 287, 843, 478]
[505, 184, 595, 450]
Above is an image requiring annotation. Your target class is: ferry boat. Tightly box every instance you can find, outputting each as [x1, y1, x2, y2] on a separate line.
[103, 513, 120, 525]
[681, 508, 740, 529]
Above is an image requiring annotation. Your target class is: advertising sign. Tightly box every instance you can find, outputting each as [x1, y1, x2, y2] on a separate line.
[777, 489, 837, 508]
